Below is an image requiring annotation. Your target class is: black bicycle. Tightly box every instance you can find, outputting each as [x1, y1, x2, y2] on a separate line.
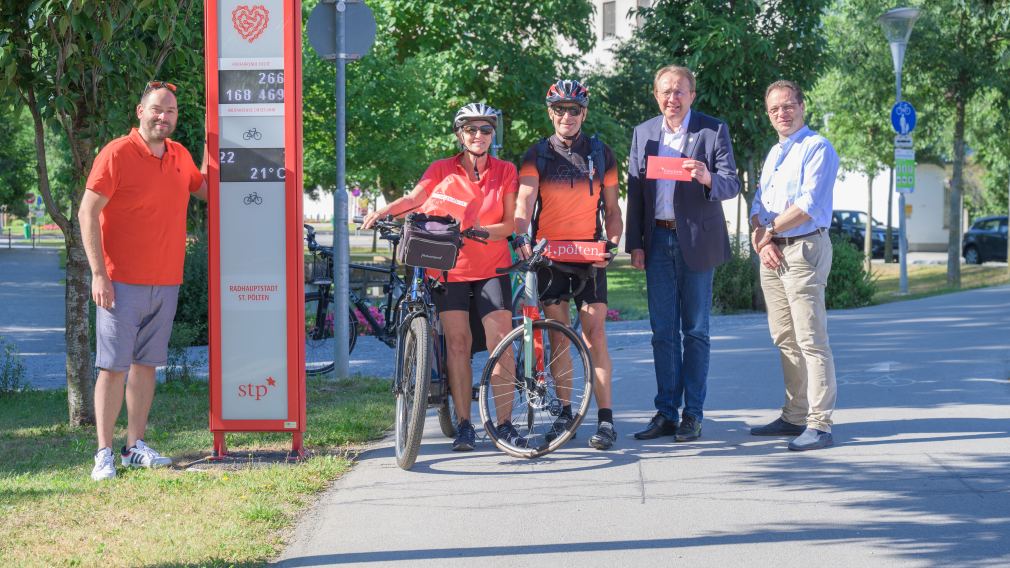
[303, 224, 405, 375]
[382, 217, 489, 469]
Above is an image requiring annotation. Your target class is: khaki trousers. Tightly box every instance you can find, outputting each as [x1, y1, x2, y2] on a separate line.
[759, 230, 837, 432]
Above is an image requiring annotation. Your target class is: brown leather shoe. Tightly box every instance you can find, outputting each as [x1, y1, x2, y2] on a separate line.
[633, 413, 679, 440]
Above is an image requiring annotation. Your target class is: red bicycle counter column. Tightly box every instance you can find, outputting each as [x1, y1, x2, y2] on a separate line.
[205, 0, 305, 458]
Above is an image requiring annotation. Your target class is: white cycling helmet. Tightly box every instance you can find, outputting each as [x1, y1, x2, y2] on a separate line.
[453, 102, 499, 131]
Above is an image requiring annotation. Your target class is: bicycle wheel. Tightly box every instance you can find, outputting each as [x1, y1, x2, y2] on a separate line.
[437, 396, 457, 438]
[305, 291, 336, 375]
[394, 316, 432, 470]
[478, 319, 593, 458]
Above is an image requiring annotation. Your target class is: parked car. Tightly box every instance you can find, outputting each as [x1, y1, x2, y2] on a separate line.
[962, 215, 1008, 264]
[830, 210, 892, 259]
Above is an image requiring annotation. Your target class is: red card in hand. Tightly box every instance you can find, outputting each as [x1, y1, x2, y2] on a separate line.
[646, 156, 692, 182]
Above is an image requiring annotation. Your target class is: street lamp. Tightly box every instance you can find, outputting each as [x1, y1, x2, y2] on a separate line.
[879, 6, 919, 294]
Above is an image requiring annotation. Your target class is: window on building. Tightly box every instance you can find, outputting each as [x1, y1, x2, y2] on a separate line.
[636, 0, 651, 28]
[602, 1, 616, 40]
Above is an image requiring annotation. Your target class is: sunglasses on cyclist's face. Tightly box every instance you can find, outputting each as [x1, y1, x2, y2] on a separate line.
[143, 81, 177, 97]
[461, 125, 495, 136]
[550, 105, 584, 117]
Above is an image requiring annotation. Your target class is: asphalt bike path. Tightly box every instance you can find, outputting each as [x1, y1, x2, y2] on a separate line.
[0, 247, 67, 388]
[277, 285, 1010, 568]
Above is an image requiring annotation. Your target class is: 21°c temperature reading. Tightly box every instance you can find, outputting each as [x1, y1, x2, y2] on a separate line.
[251, 167, 285, 181]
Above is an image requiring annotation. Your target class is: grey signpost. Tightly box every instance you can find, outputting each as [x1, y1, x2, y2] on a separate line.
[879, 7, 920, 295]
[308, 0, 376, 379]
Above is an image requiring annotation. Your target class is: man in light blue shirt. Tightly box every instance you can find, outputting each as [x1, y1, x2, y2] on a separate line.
[748, 80, 839, 451]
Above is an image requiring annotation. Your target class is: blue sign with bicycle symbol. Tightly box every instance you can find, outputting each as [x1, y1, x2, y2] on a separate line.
[891, 101, 916, 135]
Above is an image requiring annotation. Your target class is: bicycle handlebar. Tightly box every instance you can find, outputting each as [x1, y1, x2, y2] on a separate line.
[496, 239, 550, 275]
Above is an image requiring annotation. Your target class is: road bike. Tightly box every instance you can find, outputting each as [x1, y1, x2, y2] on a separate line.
[478, 239, 594, 458]
[303, 224, 405, 375]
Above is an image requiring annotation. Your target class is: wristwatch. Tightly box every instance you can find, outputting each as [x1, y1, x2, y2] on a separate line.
[764, 221, 777, 235]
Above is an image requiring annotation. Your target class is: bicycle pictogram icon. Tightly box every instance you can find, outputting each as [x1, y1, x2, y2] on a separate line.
[243, 192, 263, 206]
[242, 128, 262, 141]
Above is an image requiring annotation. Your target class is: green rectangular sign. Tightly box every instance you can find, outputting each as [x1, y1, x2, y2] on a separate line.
[895, 149, 915, 194]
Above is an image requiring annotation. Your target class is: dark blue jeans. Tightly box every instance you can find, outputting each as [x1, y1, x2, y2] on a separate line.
[645, 225, 714, 422]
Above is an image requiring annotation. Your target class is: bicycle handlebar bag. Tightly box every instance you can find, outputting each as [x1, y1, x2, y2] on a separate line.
[397, 212, 463, 271]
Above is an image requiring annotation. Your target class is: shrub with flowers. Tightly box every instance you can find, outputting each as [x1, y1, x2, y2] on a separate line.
[354, 305, 385, 335]
[606, 308, 622, 321]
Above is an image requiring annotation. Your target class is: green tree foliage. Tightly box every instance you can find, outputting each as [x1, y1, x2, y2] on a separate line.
[906, 0, 1010, 286]
[965, 90, 1010, 218]
[594, 0, 830, 199]
[809, 1, 901, 270]
[301, 0, 600, 203]
[0, 102, 35, 218]
[0, 0, 203, 426]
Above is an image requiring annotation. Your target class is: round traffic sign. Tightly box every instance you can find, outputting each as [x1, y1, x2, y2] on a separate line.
[307, 1, 377, 61]
[891, 101, 916, 135]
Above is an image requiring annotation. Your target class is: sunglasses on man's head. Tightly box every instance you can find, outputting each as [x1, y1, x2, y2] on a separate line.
[550, 105, 583, 117]
[143, 81, 177, 96]
[461, 125, 495, 136]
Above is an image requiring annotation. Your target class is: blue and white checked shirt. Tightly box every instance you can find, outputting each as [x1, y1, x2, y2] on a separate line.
[750, 125, 839, 237]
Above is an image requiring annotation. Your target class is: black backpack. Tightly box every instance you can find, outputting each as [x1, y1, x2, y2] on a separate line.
[531, 134, 607, 241]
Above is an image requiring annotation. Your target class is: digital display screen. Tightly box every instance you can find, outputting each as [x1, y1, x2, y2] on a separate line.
[219, 69, 285, 104]
[220, 147, 286, 182]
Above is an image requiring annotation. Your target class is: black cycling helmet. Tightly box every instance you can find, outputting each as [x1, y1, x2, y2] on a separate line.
[453, 103, 498, 130]
[545, 79, 589, 107]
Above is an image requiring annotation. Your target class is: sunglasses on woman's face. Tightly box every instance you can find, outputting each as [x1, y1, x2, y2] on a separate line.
[462, 125, 495, 136]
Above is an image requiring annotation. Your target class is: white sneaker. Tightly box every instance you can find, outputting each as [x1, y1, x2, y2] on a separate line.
[91, 447, 117, 481]
[121, 440, 173, 468]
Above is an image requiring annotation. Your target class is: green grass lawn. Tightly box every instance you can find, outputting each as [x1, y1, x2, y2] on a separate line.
[0, 376, 393, 567]
[606, 257, 649, 321]
[871, 262, 1009, 303]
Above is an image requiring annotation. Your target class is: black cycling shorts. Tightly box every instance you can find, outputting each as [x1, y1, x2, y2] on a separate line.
[538, 265, 607, 309]
[432, 274, 512, 319]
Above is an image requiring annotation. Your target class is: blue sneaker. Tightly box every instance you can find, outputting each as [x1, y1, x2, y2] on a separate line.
[788, 428, 834, 451]
[452, 419, 476, 451]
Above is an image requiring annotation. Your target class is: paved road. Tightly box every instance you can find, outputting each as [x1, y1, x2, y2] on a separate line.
[277, 285, 1010, 568]
[0, 247, 68, 388]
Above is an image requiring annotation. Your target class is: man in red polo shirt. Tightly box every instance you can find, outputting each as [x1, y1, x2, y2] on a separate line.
[78, 81, 207, 481]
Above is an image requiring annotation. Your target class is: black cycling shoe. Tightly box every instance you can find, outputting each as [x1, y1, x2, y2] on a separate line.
[544, 413, 575, 443]
[495, 421, 528, 448]
[589, 421, 617, 450]
[452, 419, 476, 451]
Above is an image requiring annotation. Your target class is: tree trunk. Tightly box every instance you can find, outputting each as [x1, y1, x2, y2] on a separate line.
[26, 88, 95, 426]
[948, 95, 966, 287]
[864, 173, 874, 274]
[65, 224, 96, 426]
[885, 166, 894, 263]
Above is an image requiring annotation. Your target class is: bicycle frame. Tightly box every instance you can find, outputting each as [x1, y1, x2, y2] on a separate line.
[392, 266, 446, 399]
[348, 262, 404, 347]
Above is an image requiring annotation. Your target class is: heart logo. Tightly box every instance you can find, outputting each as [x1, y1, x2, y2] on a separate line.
[232, 5, 270, 43]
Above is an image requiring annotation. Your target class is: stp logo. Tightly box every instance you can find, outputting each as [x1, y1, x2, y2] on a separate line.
[239, 376, 277, 400]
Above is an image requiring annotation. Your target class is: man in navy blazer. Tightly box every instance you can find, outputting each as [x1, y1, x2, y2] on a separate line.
[626, 65, 740, 443]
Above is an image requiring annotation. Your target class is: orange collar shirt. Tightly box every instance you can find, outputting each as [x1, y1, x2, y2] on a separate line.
[415, 154, 518, 282]
[85, 128, 204, 285]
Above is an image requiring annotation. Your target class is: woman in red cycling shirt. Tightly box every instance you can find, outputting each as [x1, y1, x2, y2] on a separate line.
[362, 103, 521, 451]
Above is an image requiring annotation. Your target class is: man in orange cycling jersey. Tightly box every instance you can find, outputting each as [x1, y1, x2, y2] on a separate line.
[514, 79, 623, 450]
